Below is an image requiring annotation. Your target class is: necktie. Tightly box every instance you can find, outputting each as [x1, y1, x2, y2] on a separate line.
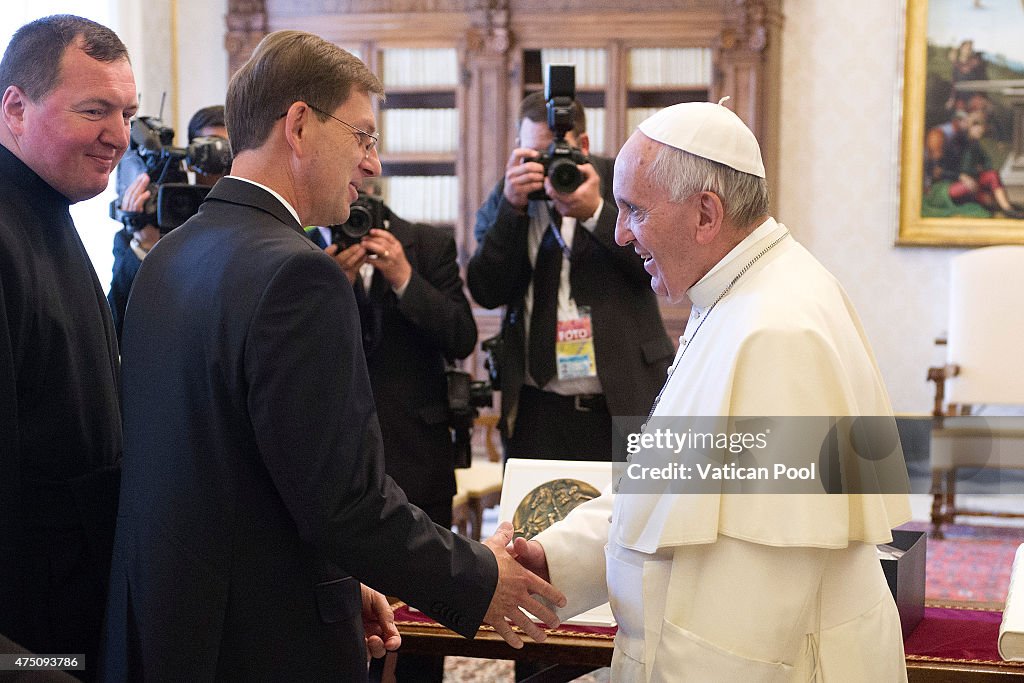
[354, 277, 383, 357]
[529, 212, 562, 388]
[307, 227, 327, 249]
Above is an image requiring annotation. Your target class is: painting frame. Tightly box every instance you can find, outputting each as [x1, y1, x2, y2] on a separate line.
[898, 0, 1024, 246]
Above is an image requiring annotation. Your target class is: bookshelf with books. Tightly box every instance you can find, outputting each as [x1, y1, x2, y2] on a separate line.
[372, 46, 461, 228]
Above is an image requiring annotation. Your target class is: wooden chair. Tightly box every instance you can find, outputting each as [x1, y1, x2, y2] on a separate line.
[450, 488, 471, 538]
[451, 413, 504, 541]
[927, 246, 1024, 538]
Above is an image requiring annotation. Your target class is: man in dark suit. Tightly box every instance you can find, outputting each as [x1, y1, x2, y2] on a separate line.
[102, 30, 563, 682]
[468, 92, 674, 463]
[312, 195, 476, 683]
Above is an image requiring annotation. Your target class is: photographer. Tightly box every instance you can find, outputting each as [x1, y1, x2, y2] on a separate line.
[107, 105, 229, 340]
[467, 87, 673, 465]
[312, 191, 477, 683]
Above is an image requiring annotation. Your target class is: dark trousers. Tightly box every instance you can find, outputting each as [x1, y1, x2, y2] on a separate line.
[368, 499, 452, 683]
[505, 385, 613, 462]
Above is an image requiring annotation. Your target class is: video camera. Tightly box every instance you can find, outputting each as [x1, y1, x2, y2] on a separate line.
[528, 64, 590, 200]
[110, 115, 232, 233]
[328, 191, 388, 249]
[445, 333, 503, 468]
[446, 366, 495, 469]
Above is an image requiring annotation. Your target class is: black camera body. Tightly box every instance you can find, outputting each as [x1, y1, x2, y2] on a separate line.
[446, 370, 494, 423]
[446, 367, 495, 469]
[528, 64, 590, 200]
[110, 116, 232, 233]
[329, 192, 388, 249]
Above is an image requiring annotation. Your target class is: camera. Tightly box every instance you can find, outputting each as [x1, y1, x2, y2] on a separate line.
[445, 333, 502, 469]
[446, 367, 495, 469]
[110, 116, 232, 233]
[329, 192, 388, 249]
[480, 333, 503, 388]
[528, 64, 590, 200]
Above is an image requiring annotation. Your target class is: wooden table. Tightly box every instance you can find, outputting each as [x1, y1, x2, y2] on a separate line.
[391, 601, 1024, 682]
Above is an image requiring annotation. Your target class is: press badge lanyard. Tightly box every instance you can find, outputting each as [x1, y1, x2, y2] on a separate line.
[543, 203, 599, 382]
[547, 203, 573, 260]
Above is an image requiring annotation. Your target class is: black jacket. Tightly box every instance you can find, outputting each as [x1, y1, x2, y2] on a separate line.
[467, 155, 673, 435]
[102, 178, 496, 681]
[361, 210, 476, 507]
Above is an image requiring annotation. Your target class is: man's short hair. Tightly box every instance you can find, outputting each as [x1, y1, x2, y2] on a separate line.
[648, 144, 770, 229]
[188, 105, 226, 142]
[517, 90, 587, 134]
[226, 30, 384, 154]
[0, 15, 128, 101]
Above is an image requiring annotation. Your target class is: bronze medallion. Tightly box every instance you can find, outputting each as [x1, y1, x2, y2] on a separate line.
[512, 478, 601, 539]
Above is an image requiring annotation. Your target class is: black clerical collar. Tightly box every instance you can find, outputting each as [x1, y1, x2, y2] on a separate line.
[0, 142, 74, 210]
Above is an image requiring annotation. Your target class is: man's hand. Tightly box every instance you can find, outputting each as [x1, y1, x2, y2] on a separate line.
[503, 147, 546, 211]
[547, 162, 601, 222]
[362, 229, 412, 291]
[122, 172, 161, 251]
[481, 522, 566, 648]
[326, 242, 368, 285]
[121, 171, 151, 213]
[361, 584, 401, 660]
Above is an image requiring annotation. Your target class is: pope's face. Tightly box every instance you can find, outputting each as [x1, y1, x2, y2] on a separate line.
[613, 133, 702, 305]
[12, 42, 137, 202]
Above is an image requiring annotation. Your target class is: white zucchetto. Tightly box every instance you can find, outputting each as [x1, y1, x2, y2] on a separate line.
[638, 100, 766, 178]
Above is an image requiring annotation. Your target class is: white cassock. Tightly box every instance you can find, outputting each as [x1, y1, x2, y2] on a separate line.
[535, 218, 912, 682]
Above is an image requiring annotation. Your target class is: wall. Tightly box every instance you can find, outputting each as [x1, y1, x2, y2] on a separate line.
[777, 0, 956, 413]
[174, 0, 230, 139]
[119, 0, 229, 146]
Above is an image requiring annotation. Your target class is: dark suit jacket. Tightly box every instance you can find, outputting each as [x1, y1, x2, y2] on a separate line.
[361, 210, 476, 509]
[467, 155, 674, 436]
[106, 229, 141, 342]
[102, 178, 496, 682]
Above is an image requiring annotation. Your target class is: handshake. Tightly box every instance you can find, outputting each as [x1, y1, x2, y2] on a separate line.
[362, 521, 562, 660]
[479, 521, 562, 648]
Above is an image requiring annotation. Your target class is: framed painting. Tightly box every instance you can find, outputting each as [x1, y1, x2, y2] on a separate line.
[899, 0, 1024, 246]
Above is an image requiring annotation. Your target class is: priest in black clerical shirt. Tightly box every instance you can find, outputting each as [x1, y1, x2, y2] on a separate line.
[0, 16, 137, 681]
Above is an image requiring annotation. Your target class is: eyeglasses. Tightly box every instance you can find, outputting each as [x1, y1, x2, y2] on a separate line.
[278, 104, 379, 157]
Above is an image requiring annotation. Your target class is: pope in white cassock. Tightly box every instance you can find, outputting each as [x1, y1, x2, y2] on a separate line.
[511, 101, 913, 681]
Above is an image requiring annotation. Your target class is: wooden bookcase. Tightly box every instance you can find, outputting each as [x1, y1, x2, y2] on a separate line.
[228, 0, 783, 369]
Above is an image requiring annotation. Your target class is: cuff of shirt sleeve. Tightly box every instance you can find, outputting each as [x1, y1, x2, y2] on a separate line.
[392, 278, 410, 298]
[580, 198, 604, 231]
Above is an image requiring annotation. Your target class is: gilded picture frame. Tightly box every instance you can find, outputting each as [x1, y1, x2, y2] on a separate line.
[898, 0, 1024, 246]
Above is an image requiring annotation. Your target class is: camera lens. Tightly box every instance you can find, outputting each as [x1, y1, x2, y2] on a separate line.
[188, 136, 233, 176]
[342, 204, 373, 240]
[548, 157, 584, 194]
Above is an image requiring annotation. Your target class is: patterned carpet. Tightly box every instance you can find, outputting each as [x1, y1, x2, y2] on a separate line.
[441, 658, 609, 682]
[898, 520, 1024, 602]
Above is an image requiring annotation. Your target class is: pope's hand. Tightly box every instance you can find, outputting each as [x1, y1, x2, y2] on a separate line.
[510, 535, 550, 583]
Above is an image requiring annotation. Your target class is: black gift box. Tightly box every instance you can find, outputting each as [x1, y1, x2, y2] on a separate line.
[878, 529, 927, 640]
